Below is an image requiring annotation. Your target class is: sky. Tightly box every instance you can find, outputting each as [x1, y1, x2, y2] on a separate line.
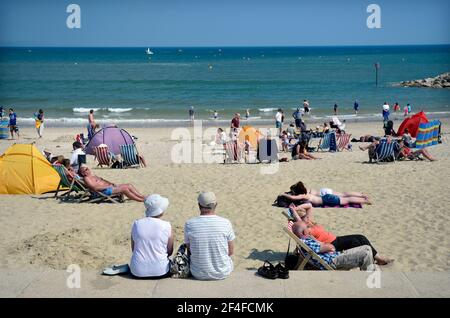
[0, 0, 449, 47]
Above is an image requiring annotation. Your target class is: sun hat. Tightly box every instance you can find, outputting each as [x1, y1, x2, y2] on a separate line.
[197, 192, 217, 209]
[144, 194, 169, 217]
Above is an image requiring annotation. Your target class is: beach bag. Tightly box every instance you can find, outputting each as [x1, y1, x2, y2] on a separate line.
[284, 239, 300, 270]
[170, 243, 191, 278]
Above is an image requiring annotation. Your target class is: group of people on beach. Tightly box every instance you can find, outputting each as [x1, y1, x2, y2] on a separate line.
[0, 107, 44, 139]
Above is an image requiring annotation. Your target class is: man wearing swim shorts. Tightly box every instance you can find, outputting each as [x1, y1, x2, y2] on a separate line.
[79, 165, 145, 202]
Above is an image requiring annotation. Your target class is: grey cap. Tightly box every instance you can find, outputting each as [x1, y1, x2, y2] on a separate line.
[198, 192, 217, 209]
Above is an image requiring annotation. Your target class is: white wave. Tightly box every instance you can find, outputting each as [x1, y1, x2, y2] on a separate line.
[73, 107, 103, 113]
[258, 108, 277, 112]
[107, 108, 133, 113]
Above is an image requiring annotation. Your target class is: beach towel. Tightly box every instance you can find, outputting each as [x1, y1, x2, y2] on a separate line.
[312, 203, 362, 209]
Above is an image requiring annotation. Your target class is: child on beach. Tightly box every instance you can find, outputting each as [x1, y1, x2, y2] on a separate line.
[35, 109, 44, 138]
[281, 131, 289, 152]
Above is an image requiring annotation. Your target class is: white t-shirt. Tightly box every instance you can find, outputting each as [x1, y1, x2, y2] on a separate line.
[383, 104, 390, 111]
[275, 112, 283, 122]
[130, 217, 172, 277]
[70, 148, 85, 173]
[217, 131, 228, 144]
[184, 215, 235, 280]
[320, 188, 333, 196]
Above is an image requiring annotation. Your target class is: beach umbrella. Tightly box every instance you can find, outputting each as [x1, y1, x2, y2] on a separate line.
[397, 111, 429, 138]
[85, 124, 135, 155]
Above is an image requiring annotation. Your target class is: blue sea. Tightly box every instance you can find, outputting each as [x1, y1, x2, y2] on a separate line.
[0, 45, 449, 126]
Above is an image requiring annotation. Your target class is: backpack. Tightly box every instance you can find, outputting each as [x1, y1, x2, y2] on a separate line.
[170, 243, 191, 278]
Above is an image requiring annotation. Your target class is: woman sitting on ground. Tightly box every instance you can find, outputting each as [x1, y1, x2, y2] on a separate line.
[292, 141, 320, 160]
[279, 181, 371, 207]
[287, 208, 393, 265]
[130, 194, 173, 279]
[396, 139, 437, 162]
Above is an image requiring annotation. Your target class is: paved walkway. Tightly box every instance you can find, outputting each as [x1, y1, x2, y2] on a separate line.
[1, 270, 449, 298]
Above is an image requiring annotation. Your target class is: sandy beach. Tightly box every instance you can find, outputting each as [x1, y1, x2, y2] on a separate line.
[0, 118, 449, 274]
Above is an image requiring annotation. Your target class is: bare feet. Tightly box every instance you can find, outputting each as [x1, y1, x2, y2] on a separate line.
[375, 255, 394, 265]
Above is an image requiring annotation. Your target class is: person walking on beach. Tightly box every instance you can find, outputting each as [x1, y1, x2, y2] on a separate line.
[382, 102, 390, 122]
[354, 100, 359, 115]
[333, 103, 338, 115]
[35, 109, 44, 138]
[303, 100, 310, 114]
[292, 108, 302, 129]
[189, 106, 195, 122]
[184, 192, 235, 280]
[129, 194, 173, 279]
[404, 104, 409, 117]
[8, 108, 19, 139]
[275, 108, 283, 135]
[88, 109, 97, 140]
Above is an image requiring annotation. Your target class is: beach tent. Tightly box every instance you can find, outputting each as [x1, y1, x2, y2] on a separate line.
[238, 126, 261, 148]
[0, 119, 8, 139]
[0, 144, 60, 194]
[397, 111, 429, 138]
[85, 124, 135, 155]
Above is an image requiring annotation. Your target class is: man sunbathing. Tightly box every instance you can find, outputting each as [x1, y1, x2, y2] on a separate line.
[78, 165, 145, 202]
[286, 208, 393, 265]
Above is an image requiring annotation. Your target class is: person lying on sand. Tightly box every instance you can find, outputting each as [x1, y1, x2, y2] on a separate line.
[286, 208, 393, 265]
[292, 221, 377, 270]
[280, 181, 371, 207]
[78, 164, 145, 202]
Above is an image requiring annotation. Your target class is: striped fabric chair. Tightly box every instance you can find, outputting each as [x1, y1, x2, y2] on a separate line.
[317, 132, 337, 152]
[224, 141, 244, 164]
[283, 221, 335, 271]
[94, 146, 112, 168]
[120, 144, 142, 168]
[372, 139, 396, 163]
[336, 133, 352, 151]
[53, 165, 89, 201]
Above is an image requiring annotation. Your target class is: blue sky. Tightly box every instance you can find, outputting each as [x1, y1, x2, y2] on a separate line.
[1, 0, 449, 47]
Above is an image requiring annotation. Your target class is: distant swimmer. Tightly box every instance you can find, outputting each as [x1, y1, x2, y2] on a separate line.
[245, 109, 250, 120]
[213, 110, 218, 120]
[303, 100, 310, 114]
[189, 106, 195, 121]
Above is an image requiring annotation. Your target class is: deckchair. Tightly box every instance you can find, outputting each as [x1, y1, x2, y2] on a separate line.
[371, 139, 396, 163]
[120, 144, 143, 168]
[224, 141, 244, 164]
[283, 224, 335, 271]
[336, 133, 352, 151]
[53, 166, 120, 203]
[94, 146, 111, 167]
[53, 165, 87, 201]
[317, 132, 337, 152]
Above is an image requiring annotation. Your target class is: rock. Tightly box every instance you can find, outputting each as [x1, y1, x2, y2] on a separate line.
[399, 72, 450, 88]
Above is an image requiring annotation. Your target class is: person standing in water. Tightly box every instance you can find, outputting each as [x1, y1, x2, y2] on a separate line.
[213, 110, 218, 120]
[35, 109, 44, 138]
[245, 109, 250, 120]
[354, 100, 359, 115]
[333, 103, 338, 115]
[303, 100, 310, 114]
[189, 106, 195, 122]
[88, 109, 97, 140]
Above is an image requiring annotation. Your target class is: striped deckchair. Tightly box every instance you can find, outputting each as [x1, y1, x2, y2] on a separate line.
[372, 139, 396, 163]
[94, 146, 112, 167]
[336, 133, 352, 151]
[120, 144, 142, 168]
[53, 165, 121, 203]
[283, 221, 335, 271]
[317, 132, 337, 152]
[224, 141, 244, 164]
[415, 120, 441, 149]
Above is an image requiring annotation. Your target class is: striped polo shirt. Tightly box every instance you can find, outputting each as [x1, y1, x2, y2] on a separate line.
[184, 215, 235, 280]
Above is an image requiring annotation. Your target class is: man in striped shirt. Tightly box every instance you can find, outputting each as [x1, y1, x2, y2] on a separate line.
[184, 192, 235, 280]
